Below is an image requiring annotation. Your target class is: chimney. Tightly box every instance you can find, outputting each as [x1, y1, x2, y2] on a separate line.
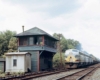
[22, 25, 24, 32]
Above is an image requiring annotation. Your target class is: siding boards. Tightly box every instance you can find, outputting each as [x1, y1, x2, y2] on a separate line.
[18, 46, 56, 72]
[0, 58, 5, 72]
[43, 46, 57, 52]
[18, 46, 43, 51]
[0, 62, 5, 72]
[26, 51, 39, 72]
[18, 46, 57, 53]
[31, 51, 39, 72]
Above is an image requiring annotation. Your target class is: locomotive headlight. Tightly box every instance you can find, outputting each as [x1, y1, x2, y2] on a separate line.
[65, 58, 67, 61]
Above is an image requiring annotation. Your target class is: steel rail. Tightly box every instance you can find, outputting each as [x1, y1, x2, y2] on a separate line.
[57, 64, 100, 80]
[76, 67, 97, 80]
[1, 64, 100, 80]
[1, 69, 71, 80]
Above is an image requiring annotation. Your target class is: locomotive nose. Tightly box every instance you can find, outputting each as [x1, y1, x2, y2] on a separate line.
[69, 56, 73, 62]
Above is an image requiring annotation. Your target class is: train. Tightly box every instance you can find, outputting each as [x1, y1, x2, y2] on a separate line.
[64, 49, 100, 68]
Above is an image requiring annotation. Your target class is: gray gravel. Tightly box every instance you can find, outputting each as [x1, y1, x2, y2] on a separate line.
[31, 69, 84, 80]
[91, 68, 100, 80]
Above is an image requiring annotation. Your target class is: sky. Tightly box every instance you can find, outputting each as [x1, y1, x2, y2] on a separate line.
[0, 0, 100, 58]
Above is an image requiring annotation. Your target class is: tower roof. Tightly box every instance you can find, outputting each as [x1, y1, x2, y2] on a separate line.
[15, 27, 58, 41]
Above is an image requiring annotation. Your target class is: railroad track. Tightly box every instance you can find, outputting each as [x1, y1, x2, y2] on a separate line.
[1, 64, 100, 80]
[57, 63, 100, 80]
[0, 69, 71, 80]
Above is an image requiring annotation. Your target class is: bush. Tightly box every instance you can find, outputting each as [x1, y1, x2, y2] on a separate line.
[53, 53, 65, 69]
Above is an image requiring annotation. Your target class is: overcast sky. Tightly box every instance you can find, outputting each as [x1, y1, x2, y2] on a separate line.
[0, 0, 100, 58]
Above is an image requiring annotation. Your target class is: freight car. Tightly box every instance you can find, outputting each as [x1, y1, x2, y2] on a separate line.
[65, 49, 99, 68]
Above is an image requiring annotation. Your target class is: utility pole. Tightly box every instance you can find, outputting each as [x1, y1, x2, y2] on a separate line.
[58, 34, 63, 69]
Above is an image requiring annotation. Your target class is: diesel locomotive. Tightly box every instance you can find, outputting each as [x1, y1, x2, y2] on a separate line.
[65, 49, 99, 68]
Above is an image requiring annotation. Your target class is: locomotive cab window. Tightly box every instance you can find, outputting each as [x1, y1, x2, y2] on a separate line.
[72, 50, 78, 52]
[13, 59, 17, 66]
[75, 55, 80, 58]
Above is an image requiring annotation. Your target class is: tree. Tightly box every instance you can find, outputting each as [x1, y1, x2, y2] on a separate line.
[0, 30, 17, 55]
[8, 37, 17, 52]
[53, 33, 82, 52]
[53, 33, 68, 52]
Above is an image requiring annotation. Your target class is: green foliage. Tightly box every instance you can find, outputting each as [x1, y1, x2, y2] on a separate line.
[0, 70, 5, 78]
[0, 30, 17, 55]
[53, 53, 65, 69]
[10, 72, 24, 76]
[53, 33, 82, 52]
[0, 73, 5, 77]
[8, 37, 17, 52]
